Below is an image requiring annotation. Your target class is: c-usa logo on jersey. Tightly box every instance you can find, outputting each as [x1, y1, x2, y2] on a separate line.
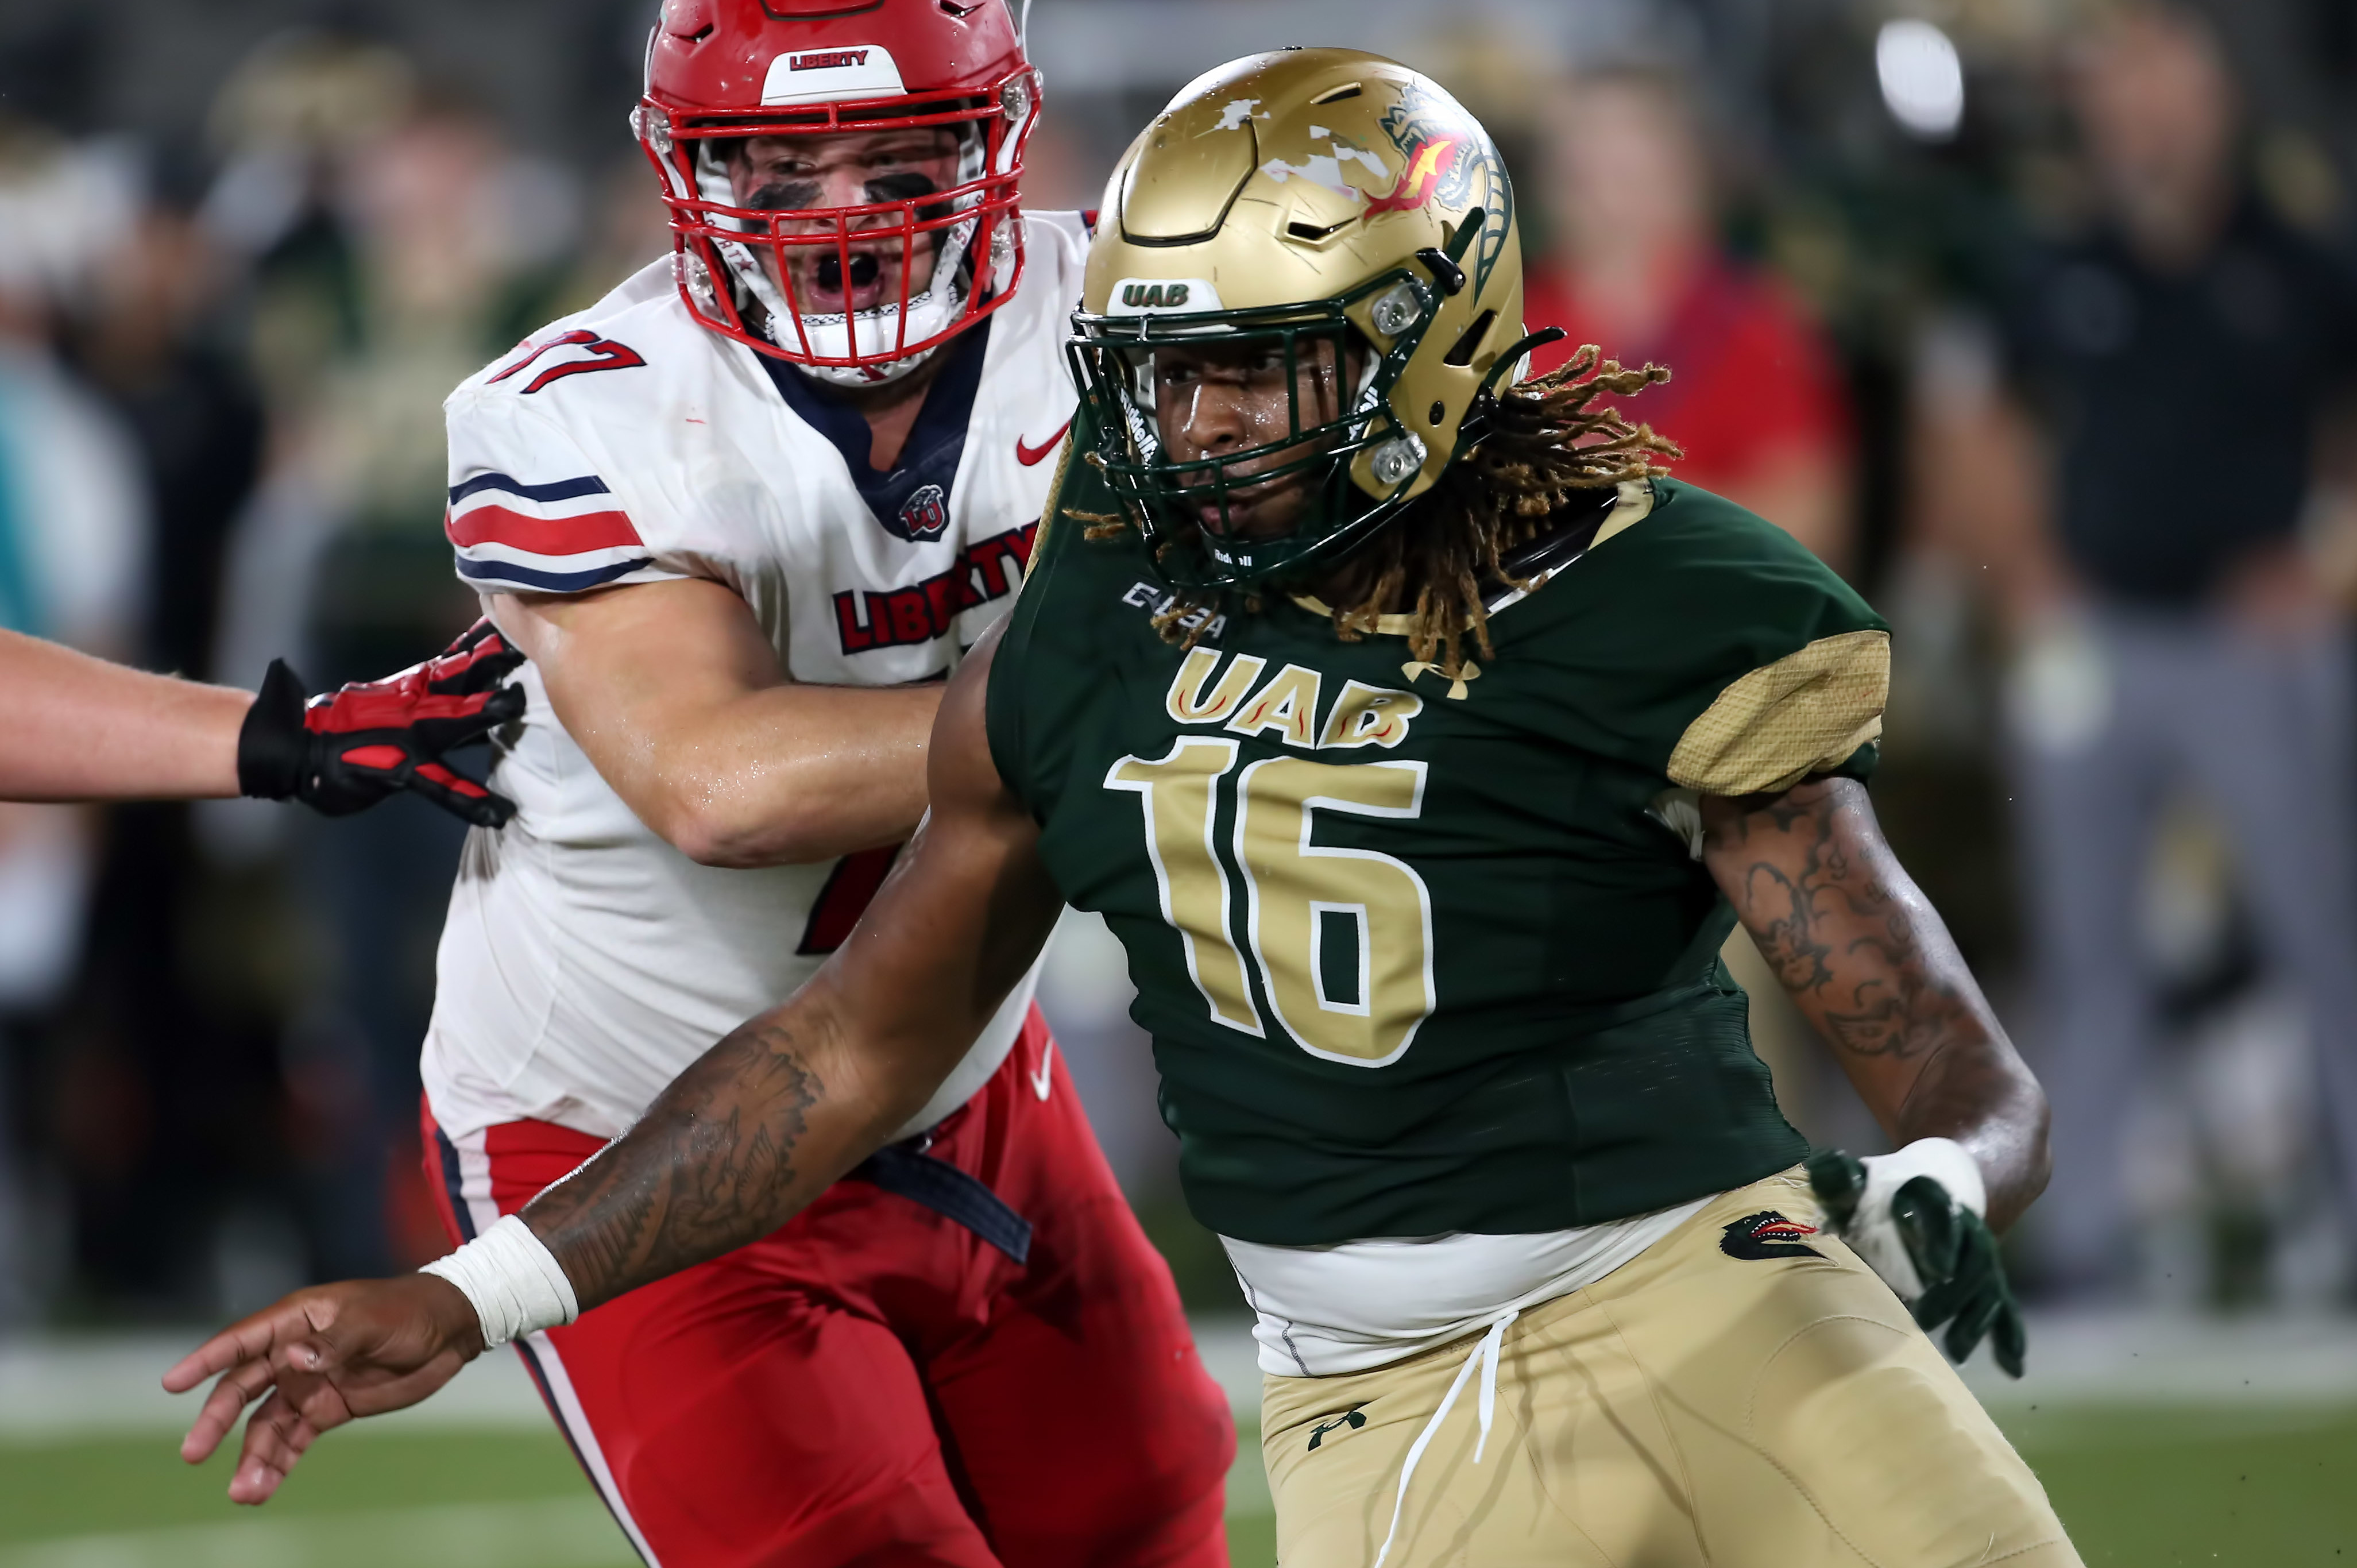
[891, 484, 950, 542]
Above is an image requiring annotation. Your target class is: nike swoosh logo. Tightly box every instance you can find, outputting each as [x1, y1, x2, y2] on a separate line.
[1015, 418, 1073, 466]
[1030, 1039, 1055, 1100]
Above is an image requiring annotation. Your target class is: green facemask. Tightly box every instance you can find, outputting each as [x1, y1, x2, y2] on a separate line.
[1067, 265, 1446, 592]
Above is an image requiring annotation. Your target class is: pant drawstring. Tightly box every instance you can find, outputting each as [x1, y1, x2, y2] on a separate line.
[1370, 1308, 1518, 1568]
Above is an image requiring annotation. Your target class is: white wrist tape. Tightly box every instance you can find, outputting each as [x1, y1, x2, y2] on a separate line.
[1844, 1137, 1988, 1303]
[419, 1214, 580, 1348]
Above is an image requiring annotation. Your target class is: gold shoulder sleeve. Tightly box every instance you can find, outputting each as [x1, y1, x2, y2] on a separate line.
[1666, 628, 1890, 796]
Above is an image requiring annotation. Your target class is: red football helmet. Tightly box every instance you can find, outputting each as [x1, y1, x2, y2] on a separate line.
[633, 0, 1041, 383]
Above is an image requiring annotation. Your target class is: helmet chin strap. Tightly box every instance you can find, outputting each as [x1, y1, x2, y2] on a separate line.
[694, 134, 986, 387]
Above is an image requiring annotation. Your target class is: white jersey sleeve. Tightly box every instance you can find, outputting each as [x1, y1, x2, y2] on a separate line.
[444, 390, 690, 596]
[442, 258, 749, 600]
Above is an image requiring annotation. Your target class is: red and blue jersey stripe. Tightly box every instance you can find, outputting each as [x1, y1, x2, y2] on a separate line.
[445, 472, 656, 593]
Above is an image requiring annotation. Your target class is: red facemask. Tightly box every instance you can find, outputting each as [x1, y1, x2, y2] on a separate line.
[636, 0, 1039, 383]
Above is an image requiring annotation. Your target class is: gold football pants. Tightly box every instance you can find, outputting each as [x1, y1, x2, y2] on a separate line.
[1259, 1168, 2080, 1567]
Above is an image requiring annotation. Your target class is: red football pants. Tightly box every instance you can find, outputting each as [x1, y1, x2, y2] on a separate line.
[422, 1007, 1234, 1568]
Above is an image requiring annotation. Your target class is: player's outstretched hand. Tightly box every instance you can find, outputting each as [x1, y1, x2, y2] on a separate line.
[1806, 1147, 2027, 1378]
[163, 1275, 486, 1505]
[237, 619, 526, 827]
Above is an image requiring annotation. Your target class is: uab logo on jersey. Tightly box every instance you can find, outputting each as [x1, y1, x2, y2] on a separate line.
[1162, 647, 1423, 752]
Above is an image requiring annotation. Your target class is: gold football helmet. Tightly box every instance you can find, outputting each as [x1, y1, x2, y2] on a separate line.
[1070, 48, 1540, 588]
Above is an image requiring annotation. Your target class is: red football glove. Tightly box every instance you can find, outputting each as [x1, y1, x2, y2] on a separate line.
[237, 620, 526, 827]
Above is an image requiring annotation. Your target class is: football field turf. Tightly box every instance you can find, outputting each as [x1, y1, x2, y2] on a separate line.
[2, 1404, 2352, 1566]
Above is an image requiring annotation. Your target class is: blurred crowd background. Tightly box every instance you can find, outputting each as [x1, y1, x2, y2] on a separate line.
[3, 0, 2357, 1330]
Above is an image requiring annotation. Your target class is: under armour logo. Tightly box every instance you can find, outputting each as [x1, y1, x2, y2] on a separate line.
[1307, 1404, 1367, 1451]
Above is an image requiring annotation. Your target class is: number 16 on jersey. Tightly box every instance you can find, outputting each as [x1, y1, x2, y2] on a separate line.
[1106, 739, 1436, 1067]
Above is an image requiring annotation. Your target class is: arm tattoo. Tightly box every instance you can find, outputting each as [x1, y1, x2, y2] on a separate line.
[1706, 778, 2050, 1228]
[1722, 785, 1976, 1063]
[520, 1011, 830, 1310]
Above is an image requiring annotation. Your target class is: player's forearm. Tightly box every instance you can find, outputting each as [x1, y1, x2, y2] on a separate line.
[1, 630, 249, 801]
[528, 963, 1019, 1315]
[516, 981, 918, 1310]
[629, 682, 942, 866]
[1702, 779, 2051, 1230]
[1881, 1012, 2050, 1232]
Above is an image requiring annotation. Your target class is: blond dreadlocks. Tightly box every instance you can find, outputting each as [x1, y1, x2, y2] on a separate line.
[1084, 345, 1683, 679]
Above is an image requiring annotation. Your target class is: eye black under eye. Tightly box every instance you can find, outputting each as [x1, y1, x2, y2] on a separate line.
[748, 180, 821, 212]
[865, 171, 940, 204]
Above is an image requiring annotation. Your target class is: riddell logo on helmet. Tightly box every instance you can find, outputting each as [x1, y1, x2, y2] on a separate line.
[791, 49, 870, 71]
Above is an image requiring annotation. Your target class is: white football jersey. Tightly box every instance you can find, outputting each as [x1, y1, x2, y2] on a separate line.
[420, 211, 1090, 1146]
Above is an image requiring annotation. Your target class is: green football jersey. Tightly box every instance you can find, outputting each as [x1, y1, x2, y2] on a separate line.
[987, 439, 1891, 1247]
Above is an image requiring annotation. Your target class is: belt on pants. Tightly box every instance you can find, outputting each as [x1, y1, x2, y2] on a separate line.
[845, 1137, 1033, 1265]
